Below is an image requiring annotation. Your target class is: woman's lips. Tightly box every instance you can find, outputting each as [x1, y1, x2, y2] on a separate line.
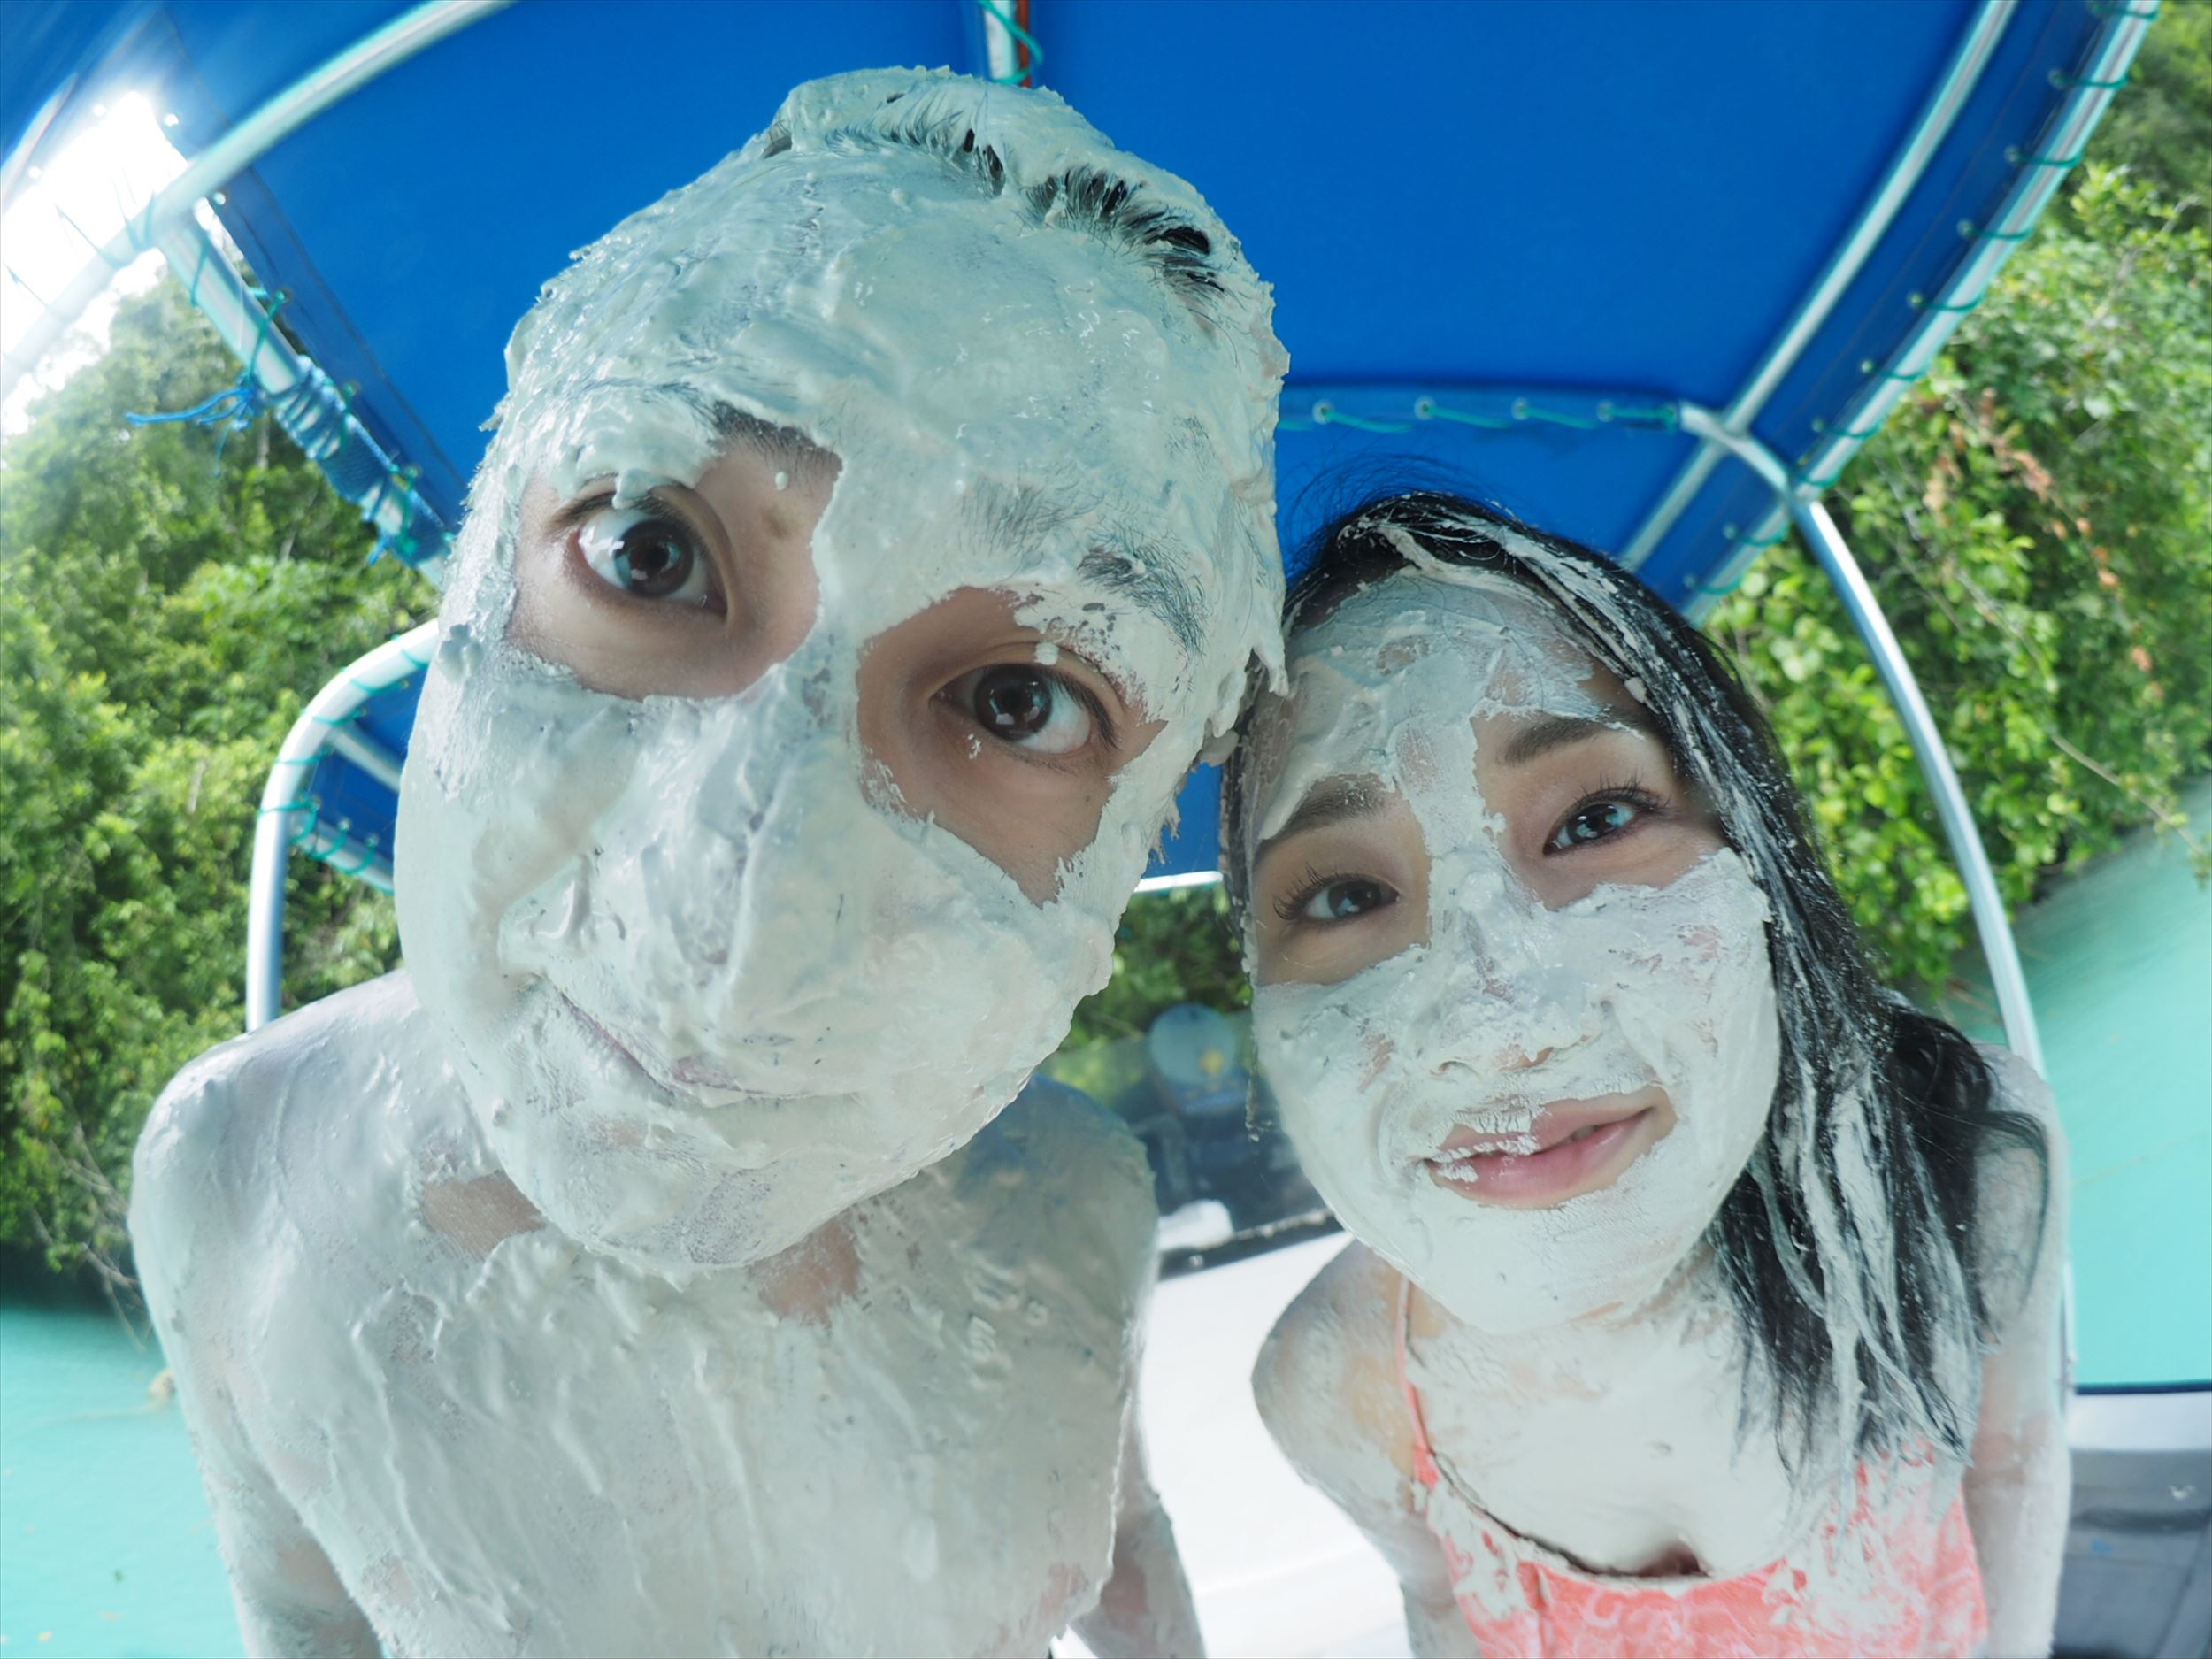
[1425, 1095, 1664, 1206]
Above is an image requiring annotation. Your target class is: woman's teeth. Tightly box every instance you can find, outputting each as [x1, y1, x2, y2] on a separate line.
[1432, 1121, 1611, 1171]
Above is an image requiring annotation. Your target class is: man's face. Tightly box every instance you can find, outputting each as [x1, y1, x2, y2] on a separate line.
[395, 90, 1282, 1273]
[509, 443, 1168, 900]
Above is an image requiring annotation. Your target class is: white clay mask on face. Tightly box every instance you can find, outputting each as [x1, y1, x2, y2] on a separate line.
[396, 70, 1286, 1274]
[1248, 571, 1782, 1333]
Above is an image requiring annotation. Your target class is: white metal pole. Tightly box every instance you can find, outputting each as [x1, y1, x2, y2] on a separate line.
[1787, 495, 2045, 1074]
[1675, 403, 2046, 1072]
[1620, 0, 2017, 569]
[244, 623, 434, 1030]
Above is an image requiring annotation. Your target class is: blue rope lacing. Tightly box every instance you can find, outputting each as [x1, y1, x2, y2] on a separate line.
[125, 283, 442, 567]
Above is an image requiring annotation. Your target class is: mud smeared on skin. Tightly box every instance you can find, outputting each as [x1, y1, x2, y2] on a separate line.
[134, 69, 1279, 1656]
[1237, 533, 2056, 1647]
[398, 68, 1286, 1272]
[1246, 572, 1780, 1334]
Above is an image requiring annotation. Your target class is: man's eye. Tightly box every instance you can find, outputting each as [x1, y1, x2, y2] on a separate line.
[945, 664, 1098, 757]
[1283, 876, 1397, 925]
[574, 505, 716, 607]
[1547, 795, 1647, 853]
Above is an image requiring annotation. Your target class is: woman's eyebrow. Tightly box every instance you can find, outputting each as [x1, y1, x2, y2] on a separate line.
[1255, 776, 1384, 864]
[1497, 710, 1648, 768]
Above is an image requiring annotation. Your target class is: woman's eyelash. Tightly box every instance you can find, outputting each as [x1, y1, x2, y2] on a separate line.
[1272, 861, 1357, 923]
[1548, 772, 1670, 850]
[1588, 770, 1660, 808]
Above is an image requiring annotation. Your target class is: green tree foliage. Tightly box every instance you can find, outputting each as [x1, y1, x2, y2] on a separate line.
[1709, 162, 2211, 993]
[0, 280, 426, 1287]
[1066, 883, 1249, 1053]
[2093, 0, 2212, 210]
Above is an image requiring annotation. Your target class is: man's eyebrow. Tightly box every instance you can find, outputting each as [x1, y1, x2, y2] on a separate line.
[710, 401, 838, 481]
[967, 482, 1209, 659]
[1078, 534, 1206, 658]
[1498, 710, 1648, 768]
[1254, 777, 1386, 866]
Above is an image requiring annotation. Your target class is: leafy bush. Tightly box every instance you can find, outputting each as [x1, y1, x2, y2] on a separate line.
[1709, 164, 2211, 993]
[0, 282, 426, 1289]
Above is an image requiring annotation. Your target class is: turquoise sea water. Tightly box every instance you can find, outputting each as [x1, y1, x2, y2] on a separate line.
[2, 780, 2206, 1654]
[1942, 773, 2212, 1389]
[0, 1293, 242, 1657]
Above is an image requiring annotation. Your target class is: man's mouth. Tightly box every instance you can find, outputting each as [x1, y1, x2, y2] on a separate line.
[556, 991, 673, 1091]
[554, 990, 801, 1103]
[1423, 1094, 1664, 1207]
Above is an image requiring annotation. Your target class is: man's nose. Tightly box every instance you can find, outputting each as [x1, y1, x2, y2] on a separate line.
[692, 672, 847, 835]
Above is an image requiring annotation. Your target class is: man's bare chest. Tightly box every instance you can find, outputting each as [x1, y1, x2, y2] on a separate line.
[246, 1203, 1132, 1655]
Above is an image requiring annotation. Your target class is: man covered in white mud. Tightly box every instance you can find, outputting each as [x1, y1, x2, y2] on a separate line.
[129, 69, 1286, 1657]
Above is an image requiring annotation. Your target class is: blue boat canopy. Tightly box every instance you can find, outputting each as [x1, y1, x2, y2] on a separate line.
[1, 0, 2150, 884]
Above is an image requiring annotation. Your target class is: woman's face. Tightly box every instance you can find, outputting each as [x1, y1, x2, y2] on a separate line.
[1243, 567, 1783, 1332]
[510, 438, 1162, 902]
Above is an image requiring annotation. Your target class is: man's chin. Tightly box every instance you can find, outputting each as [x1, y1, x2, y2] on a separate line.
[480, 1102, 936, 1274]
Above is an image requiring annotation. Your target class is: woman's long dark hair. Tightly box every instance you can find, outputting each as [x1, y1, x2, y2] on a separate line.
[1225, 490, 2049, 1467]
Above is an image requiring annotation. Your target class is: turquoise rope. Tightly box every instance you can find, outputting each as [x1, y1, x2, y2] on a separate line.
[1282, 395, 1678, 434]
[1418, 399, 1511, 429]
[1515, 397, 1598, 430]
[974, 0, 1042, 83]
[55, 204, 128, 269]
[1312, 402, 1410, 434]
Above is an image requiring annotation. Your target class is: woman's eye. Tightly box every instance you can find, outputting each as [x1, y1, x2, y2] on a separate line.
[1296, 877, 1396, 924]
[1548, 796, 1644, 853]
[946, 664, 1097, 757]
[574, 505, 716, 607]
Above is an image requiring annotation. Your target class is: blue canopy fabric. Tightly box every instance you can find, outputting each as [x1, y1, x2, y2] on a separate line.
[4, 0, 2138, 879]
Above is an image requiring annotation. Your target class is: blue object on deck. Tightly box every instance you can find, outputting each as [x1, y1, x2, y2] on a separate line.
[1, 0, 2139, 884]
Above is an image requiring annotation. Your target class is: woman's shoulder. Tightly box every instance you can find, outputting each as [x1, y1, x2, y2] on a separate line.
[1973, 1040, 2059, 1124]
[1252, 1240, 1418, 1513]
[1966, 1041, 2070, 1330]
[1968, 1040, 2067, 1188]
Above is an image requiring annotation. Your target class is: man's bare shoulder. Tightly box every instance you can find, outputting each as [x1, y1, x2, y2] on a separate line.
[130, 972, 446, 1270]
[1252, 1240, 1416, 1514]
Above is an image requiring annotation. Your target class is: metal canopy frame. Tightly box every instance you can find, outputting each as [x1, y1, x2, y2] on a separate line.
[4, 0, 2154, 1089]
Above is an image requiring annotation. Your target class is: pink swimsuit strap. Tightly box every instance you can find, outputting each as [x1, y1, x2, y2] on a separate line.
[1387, 1274, 1989, 1659]
[1394, 1274, 1446, 1490]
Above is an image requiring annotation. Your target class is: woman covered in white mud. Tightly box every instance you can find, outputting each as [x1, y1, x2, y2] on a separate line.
[1230, 492, 2070, 1658]
[130, 68, 1288, 1658]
